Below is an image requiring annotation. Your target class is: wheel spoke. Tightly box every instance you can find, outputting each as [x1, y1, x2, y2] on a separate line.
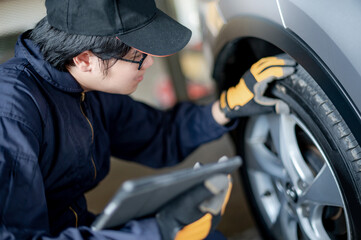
[267, 115, 282, 155]
[297, 203, 331, 240]
[271, 199, 298, 239]
[279, 115, 314, 186]
[299, 164, 343, 207]
[245, 115, 287, 180]
[246, 143, 287, 180]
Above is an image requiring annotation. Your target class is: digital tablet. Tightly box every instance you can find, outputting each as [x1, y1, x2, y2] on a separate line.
[91, 156, 242, 230]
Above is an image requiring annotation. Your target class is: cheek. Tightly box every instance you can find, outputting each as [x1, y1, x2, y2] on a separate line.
[108, 61, 137, 79]
[108, 68, 136, 85]
[104, 64, 140, 93]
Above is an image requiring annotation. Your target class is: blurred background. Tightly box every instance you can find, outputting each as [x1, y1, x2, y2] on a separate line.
[0, 0, 260, 239]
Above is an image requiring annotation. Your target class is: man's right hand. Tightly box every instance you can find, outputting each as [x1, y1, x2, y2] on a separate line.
[155, 174, 232, 240]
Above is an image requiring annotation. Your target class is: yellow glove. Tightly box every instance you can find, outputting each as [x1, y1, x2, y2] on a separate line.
[220, 55, 296, 118]
[156, 174, 232, 240]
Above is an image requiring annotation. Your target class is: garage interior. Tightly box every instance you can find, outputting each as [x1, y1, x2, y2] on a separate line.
[0, 0, 261, 239]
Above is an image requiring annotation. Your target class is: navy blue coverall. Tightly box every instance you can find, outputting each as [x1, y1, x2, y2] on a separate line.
[0, 31, 234, 239]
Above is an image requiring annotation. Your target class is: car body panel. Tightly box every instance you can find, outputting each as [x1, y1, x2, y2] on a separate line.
[219, 0, 282, 25]
[279, 0, 361, 122]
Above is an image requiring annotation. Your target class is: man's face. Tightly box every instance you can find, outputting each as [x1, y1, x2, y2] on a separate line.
[74, 49, 154, 94]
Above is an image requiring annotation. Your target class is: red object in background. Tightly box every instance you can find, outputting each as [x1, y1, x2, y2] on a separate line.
[155, 77, 177, 109]
[155, 77, 214, 109]
[187, 82, 214, 100]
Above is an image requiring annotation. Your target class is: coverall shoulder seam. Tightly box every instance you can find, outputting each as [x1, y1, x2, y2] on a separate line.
[0, 112, 41, 143]
[0, 145, 39, 163]
[0, 62, 49, 134]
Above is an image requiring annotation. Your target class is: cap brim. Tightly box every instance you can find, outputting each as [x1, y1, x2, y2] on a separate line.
[116, 9, 192, 57]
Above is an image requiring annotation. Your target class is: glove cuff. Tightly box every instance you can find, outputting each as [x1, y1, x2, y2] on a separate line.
[219, 91, 236, 119]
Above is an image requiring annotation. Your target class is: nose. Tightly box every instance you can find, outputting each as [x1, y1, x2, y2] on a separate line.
[142, 55, 154, 69]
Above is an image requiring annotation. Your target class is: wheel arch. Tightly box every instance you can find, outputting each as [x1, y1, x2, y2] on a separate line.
[211, 15, 361, 147]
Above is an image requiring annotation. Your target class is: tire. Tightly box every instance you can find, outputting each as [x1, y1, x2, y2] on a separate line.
[237, 57, 361, 240]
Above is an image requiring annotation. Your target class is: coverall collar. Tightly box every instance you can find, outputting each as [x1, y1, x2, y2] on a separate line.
[15, 31, 83, 93]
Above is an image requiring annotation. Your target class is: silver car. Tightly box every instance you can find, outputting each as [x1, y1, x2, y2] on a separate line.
[199, 0, 361, 239]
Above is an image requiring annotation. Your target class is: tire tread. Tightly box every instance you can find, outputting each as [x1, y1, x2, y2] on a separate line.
[285, 66, 361, 176]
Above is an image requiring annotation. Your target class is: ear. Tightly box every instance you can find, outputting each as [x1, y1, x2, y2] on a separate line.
[72, 51, 94, 72]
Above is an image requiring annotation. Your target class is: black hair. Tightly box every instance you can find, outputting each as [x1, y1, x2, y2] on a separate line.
[29, 17, 132, 73]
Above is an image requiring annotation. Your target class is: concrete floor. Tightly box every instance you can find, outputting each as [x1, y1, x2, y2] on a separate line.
[85, 56, 262, 239]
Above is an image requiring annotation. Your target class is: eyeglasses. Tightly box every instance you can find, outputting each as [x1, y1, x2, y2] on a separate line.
[117, 53, 148, 70]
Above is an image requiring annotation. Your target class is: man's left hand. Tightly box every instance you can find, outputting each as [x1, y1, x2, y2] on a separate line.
[220, 55, 296, 118]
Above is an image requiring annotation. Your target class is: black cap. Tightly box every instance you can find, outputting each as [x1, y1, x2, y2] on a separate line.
[45, 0, 192, 56]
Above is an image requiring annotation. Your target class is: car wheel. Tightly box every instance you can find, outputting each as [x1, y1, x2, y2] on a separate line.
[237, 57, 361, 240]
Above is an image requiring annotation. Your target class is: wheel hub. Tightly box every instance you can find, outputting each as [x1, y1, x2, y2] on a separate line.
[285, 182, 298, 203]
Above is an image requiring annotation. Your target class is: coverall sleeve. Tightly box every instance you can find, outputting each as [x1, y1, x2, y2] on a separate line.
[103, 94, 236, 167]
[0, 115, 161, 240]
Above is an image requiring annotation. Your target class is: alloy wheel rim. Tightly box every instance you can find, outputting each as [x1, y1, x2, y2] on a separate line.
[244, 113, 350, 239]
